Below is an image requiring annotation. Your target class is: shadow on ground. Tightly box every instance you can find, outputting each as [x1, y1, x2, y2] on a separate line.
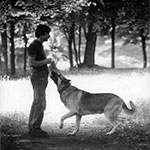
[2, 123, 150, 150]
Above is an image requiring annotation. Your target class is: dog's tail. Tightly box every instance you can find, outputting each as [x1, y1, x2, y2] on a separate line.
[122, 101, 137, 115]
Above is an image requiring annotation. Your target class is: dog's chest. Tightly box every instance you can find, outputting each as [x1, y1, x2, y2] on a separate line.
[60, 87, 82, 110]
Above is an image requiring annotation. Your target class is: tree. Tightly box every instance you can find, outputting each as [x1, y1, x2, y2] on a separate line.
[0, 0, 45, 74]
[98, 0, 128, 68]
[0, 24, 8, 74]
[23, 22, 28, 72]
[1, 0, 148, 73]
[9, 18, 16, 75]
[82, 2, 98, 68]
[0, 0, 22, 75]
[46, 0, 89, 68]
[117, 0, 149, 68]
[129, 0, 149, 68]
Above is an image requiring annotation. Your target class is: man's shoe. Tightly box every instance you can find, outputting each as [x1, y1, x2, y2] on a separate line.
[36, 128, 47, 134]
[28, 129, 48, 138]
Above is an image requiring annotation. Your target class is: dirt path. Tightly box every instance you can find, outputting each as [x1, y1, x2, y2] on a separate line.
[3, 123, 150, 150]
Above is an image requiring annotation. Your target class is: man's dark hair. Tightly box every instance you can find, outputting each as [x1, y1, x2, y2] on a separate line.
[35, 24, 51, 38]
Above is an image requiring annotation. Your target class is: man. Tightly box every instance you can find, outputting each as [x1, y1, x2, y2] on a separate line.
[28, 24, 52, 137]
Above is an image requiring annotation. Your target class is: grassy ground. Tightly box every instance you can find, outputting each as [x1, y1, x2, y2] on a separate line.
[1, 68, 150, 150]
[1, 111, 150, 150]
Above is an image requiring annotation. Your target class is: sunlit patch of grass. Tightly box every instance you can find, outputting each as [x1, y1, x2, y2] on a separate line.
[1, 68, 150, 135]
[94, 98, 150, 134]
[62, 66, 149, 76]
[133, 99, 150, 126]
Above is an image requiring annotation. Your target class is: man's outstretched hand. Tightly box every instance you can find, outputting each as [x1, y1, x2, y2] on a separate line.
[48, 61, 60, 75]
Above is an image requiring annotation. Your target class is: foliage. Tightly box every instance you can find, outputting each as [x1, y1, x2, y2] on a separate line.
[0, 0, 150, 75]
[117, 0, 149, 44]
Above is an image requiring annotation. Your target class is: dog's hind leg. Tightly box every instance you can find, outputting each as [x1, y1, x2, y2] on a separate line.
[106, 121, 118, 135]
[60, 111, 76, 129]
[68, 114, 82, 136]
[104, 103, 122, 135]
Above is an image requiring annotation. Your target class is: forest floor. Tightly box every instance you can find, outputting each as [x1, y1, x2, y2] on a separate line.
[2, 122, 150, 150]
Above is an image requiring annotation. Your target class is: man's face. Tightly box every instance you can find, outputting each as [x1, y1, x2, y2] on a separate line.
[42, 32, 50, 42]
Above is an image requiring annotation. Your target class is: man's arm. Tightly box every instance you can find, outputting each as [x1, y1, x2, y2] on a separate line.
[28, 56, 52, 67]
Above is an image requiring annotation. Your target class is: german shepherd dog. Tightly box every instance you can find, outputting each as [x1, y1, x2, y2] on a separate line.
[50, 70, 137, 135]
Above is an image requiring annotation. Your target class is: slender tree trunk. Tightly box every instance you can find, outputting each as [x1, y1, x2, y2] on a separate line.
[83, 26, 87, 40]
[73, 31, 79, 67]
[71, 22, 79, 67]
[78, 24, 81, 64]
[68, 40, 73, 68]
[68, 24, 74, 68]
[111, 18, 115, 68]
[63, 27, 73, 68]
[10, 21, 16, 75]
[141, 29, 147, 68]
[23, 22, 28, 72]
[1, 24, 8, 74]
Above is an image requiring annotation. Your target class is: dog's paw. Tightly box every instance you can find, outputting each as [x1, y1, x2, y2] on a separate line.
[105, 131, 112, 135]
[105, 130, 115, 135]
[67, 131, 77, 136]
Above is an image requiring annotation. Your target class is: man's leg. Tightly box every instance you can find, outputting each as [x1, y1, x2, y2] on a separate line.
[28, 81, 47, 137]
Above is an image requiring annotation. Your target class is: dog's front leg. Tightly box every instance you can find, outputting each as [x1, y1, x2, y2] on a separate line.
[60, 111, 76, 129]
[68, 114, 82, 136]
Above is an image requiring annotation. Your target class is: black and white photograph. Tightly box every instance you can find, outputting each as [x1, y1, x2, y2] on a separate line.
[0, 0, 150, 150]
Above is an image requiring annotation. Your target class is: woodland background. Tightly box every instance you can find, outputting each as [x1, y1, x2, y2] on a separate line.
[0, 0, 149, 77]
[0, 1, 150, 150]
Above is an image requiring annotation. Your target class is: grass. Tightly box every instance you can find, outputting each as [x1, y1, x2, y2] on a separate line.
[1, 111, 150, 150]
[0, 113, 28, 150]
[0, 68, 150, 149]
[0, 112, 28, 136]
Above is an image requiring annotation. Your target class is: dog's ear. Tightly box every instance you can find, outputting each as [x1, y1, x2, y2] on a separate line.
[50, 70, 57, 77]
[50, 70, 61, 79]
[50, 70, 59, 85]
[67, 79, 71, 83]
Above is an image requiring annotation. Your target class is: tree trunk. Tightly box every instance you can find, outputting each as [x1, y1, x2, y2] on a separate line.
[1, 24, 8, 74]
[141, 28, 147, 68]
[71, 22, 79, 67]
[68, 24, 74, 68]
[23, 22, 28, 72]
[10, 21, 16, 75]
[83, 22, 97, 67]
[73, 31, 79, 67]
[78, 24, 82, 64]
[63, 26, 73, 68]
[68, 40, 73, 68]
[111, 18, 115, 68]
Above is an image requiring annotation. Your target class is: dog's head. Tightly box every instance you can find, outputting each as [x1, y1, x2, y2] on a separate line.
[50, 71, 71, 93]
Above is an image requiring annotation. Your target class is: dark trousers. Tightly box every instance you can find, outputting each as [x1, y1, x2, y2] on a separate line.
[28, 70, 48, 131]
